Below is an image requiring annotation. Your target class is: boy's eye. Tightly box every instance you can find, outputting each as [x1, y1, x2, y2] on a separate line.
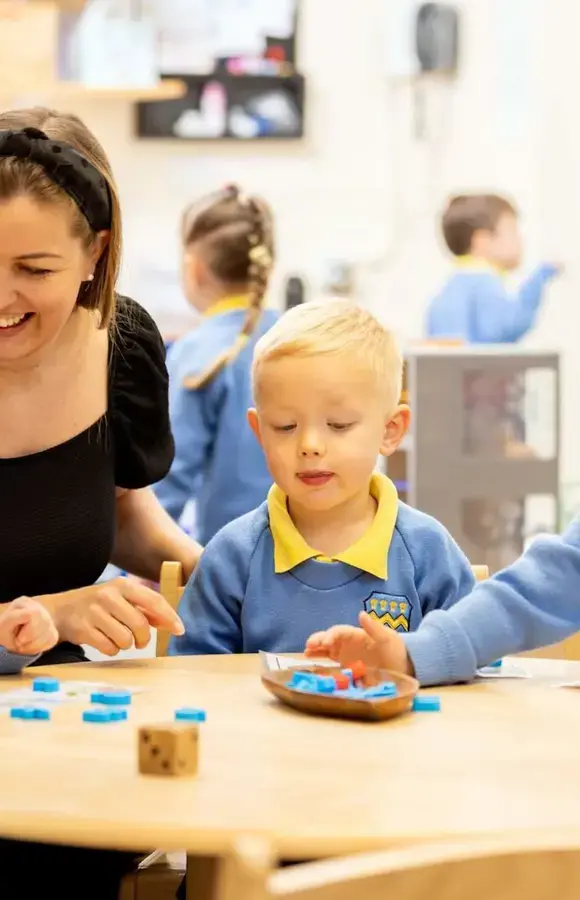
[328, 422, 354, 431]
[272, 424, 296, 433]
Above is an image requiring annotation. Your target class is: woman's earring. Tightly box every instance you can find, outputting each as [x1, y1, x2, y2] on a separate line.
[86, 273, 94, 282]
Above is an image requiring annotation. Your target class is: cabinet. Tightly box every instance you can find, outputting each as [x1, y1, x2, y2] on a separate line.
[386, 346, 560, 573]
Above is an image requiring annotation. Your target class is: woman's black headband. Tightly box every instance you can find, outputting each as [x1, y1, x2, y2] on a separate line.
[0, 127, 112, 232]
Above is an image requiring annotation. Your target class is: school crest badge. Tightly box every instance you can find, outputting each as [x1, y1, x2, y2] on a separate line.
[363, 593, 411, 632]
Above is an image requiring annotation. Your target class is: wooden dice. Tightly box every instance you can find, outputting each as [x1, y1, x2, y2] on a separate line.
[138, 723, 199, 776]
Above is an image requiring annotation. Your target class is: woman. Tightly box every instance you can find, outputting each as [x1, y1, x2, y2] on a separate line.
[0, 107, 200, 896]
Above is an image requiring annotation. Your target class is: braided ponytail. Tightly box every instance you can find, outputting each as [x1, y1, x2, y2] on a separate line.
[182, 184, 274, 390]
[239, 191, 273, 339]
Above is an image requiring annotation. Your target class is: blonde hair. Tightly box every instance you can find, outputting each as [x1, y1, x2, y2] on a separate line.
[253, 299, 403, 412]
[0, 107, 121, 329]
[181, 184, 275, 390]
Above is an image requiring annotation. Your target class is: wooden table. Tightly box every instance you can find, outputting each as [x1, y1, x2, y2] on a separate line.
[1, 654, 580, 865]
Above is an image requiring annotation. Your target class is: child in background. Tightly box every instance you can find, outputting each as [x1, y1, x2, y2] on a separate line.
[170, 300, 476, 658]
[154, 184, 278, 545]
[426, 194, 560, 343]
[304, 517, 580, 686]
[0, 596, 58, 672]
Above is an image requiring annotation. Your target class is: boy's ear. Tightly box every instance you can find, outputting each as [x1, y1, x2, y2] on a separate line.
[247, 408, 262, 445]
[379, 405, 410, 458]
[470, 227, 493, 257]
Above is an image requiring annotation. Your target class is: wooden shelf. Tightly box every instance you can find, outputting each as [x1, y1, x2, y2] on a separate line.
[0, 80, 186, 102]
[137, 72, 305, 141]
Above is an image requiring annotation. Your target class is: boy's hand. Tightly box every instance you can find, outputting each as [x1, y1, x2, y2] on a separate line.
[0, 597, 59, 656]
[304, 611, 414, 675]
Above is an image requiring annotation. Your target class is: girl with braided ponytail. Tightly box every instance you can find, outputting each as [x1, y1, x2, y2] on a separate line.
[155, 184, 278, 543]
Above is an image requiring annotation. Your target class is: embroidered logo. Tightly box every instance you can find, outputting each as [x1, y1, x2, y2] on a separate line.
[363, 592, 411, 632]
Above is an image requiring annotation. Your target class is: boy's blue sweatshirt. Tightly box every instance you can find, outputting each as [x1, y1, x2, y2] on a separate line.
[427, 263, 558, 343]
[405, 519, 580, 685]
[170, 474, 476, 656]
[154, 302, 278, 544]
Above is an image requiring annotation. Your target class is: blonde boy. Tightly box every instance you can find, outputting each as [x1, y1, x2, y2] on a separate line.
[170, 300, 475, 656]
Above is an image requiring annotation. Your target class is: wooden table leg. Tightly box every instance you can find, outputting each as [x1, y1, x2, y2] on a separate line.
[185, 854, 220, 900]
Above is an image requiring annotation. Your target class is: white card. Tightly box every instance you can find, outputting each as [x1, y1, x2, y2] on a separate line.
[0, 680, 144, 710]
[476, 662, 531, 679]
[259, 651, 335, 673]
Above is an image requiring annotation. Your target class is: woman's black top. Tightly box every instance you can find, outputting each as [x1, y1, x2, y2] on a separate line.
[0, 296, 174, 664]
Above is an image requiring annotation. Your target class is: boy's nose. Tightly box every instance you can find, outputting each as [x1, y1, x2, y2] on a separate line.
[299, 429, 325, 456]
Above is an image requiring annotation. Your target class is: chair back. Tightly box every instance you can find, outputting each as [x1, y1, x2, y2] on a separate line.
[471, 565, 489, 581]
[157, 561, 185, 657]
[216, 831, 580, 900]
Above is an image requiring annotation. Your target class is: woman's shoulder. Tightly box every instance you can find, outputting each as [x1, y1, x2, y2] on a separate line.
[109, 294, 174, 489]
[113, 293, 164, 346]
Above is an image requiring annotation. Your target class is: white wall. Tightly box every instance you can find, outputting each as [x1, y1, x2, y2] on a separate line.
[10, 0, 579, 480]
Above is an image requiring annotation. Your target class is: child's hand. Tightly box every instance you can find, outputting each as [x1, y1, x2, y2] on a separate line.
[0, 597, 59, 656]
[304, 611, 413, 675]
[542, 262, 563, 279]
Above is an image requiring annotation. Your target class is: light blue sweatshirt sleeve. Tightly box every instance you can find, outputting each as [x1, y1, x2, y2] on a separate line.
[472, 264, 558, 343]
[404, 519, 580, 686]
[154, 343, 222, 523]
[0, 647, 39, 674]
[168, 519, 252, 655]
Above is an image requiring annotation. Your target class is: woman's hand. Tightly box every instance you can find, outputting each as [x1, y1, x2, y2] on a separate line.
[39, 577, 184, 656]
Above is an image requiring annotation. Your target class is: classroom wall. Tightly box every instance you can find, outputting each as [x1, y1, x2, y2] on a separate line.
[13, 0, 577, 484]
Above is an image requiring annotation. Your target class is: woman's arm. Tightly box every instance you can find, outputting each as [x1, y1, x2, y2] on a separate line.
[112, 487, 202, 582]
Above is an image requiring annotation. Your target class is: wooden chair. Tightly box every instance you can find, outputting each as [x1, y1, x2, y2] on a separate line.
[215, 831, 580, 900]
[156, 561, 185, 657]
[120, 562, 188, 899]
[472, 564, 488, 582]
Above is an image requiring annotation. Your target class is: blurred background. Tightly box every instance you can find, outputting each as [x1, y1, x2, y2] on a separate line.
[7, 0, 577, 652]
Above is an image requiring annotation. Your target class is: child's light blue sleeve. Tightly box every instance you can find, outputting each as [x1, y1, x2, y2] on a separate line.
[168, 521, 251, 655]
[0, 647, 39, 674]
[472, 264, 558, 343]
[154, 346, 222, 523]
[408, 518, 476, 615]
[404, 519, 580, 686]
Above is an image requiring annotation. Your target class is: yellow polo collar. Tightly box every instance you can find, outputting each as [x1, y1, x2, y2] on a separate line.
[455, 255, 506, 276]
[267, 473, 398, 580]
[204, 295, 251, 318]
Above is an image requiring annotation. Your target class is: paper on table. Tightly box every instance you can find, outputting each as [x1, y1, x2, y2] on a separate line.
[259, 651, 335, 673]
[0, 680, 145, 710]
[476, 662, 532, 679]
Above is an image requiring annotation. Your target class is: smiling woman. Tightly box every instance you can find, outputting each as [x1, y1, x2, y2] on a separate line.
[0, 194, 105, 355]
[0, 108, 202, 898]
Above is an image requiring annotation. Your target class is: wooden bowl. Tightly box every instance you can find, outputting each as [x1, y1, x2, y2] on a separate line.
[261, 665, 419, 721]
